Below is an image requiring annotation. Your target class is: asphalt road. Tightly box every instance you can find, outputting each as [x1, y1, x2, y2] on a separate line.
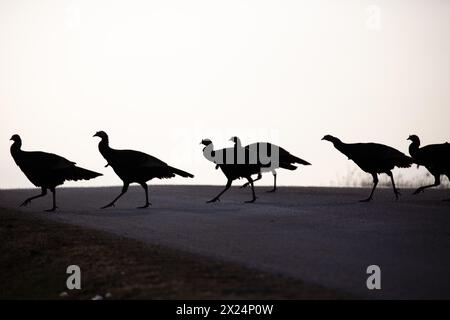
[1, 185, 449, 299]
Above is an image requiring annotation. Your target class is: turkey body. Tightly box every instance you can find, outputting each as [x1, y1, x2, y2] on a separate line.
[94, 131, 193, 208]
[408, 135, 450, 199]
[335, 142, 412, 174]
[201, 139, 262, 203]
[10, 134, 102, 211]
[322, 135, 413, 202]
[230, 137, 311, 192]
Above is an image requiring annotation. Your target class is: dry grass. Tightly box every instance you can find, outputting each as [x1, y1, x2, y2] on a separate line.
[335, 167, 450, 189]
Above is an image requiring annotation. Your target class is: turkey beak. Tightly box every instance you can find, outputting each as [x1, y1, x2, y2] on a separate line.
[9, 136, 13, 141]
[93, 133, 99, 138]
[407, 136, 412, 141]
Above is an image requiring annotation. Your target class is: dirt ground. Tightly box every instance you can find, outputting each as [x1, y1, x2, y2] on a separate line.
[0, 207, 346, 300]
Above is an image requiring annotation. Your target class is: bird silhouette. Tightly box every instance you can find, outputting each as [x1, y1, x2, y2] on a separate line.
[94, 131, 194, 209]
[10, 134, 102, 211]
[230, 136, 311, 192]
[407, 135, 450, 200]
[322, 135, 413, 202]
[200, 138, 262, 203]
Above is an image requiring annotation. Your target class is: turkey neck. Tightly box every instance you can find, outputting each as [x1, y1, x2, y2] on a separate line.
[98, 137, 114, 161]
[202, 144, 215, 162]
[10, 139, 23, 162]
[408, 140, 420, 158]
[332, 139, 351, 158]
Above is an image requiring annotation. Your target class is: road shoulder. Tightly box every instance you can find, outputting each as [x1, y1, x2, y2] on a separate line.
[0, 207, 348, 299]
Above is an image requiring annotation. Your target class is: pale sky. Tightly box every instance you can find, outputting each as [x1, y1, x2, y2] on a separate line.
[1, 0, 449, 189]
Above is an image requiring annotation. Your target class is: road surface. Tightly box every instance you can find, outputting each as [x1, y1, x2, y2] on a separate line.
[1, 185, 449, 299]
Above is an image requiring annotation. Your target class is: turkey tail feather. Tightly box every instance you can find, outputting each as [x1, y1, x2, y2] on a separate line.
[168, 166, 194, 178]
[65, 166, 102, 181]
[279, 163, 297, 170]
[396, 155, 414, 168]
[290, 155, 311, 165]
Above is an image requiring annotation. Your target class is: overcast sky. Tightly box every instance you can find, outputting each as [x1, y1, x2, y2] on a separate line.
[1, 0, 449, 189]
